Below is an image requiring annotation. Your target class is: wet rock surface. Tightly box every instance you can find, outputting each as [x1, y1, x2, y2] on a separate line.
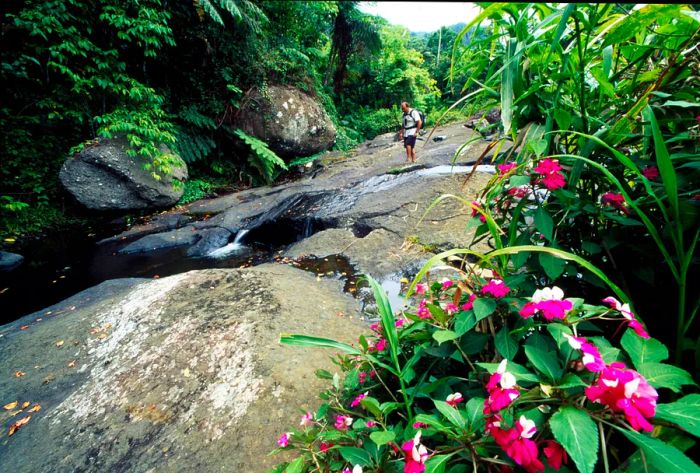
[0, 251, 24, 272]
[0, 266, 364, 472]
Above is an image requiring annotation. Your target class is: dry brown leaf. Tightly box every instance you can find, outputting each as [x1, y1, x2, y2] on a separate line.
[9, 410, 22, 416]
[27, 405, 41, 413]
[3, 401, 18, 410]
[55, 340, 64, 347]
[19, 325, 29, 331]
[15, 371, 25, 378]
[68, 360, 76, 368]
[8, 415, 31, 436]
[20, 401, 29, 409]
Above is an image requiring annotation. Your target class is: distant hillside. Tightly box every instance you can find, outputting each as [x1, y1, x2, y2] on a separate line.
[410, 22, 466, 38]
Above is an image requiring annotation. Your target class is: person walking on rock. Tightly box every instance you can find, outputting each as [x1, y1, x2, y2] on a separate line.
[399, 101, 422, 163]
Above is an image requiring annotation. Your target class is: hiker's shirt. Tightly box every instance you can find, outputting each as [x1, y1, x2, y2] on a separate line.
[403, 109, 421, 137]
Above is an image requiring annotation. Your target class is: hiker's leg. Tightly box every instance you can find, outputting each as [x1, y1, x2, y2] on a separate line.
[405, 145, 413, 162]
[411, 146, 417, 162]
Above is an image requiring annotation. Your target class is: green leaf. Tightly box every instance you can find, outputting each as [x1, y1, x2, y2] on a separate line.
[284, 457, 304, 473]
[425, 453, 456, 473]
[509, 175, 531, 187]
[639, 362, 696, 392]
[454, 311, 477, 335]
[524, 345, 563, 381]
[338, 446, 373, 466]
[620, 331, 669, 369]
[643, 106, 679, 225]
[433, 330, 460, 345]
[495, 326, 519, 359]
[539, 252, 566, 280]
[370, 430, 396, 447]
[550, 407, 599, 473]
[534, 207, 554, 241]
[473, 298, 497, 321]
[434, 400, 466, 430]
[661, 100, 700, 108]
[477, 361, 539, 383]
[361, 397, 383, 419]
[557, 373, 587, 389]
[620, 429, 700, 473]
[465, 397, 485, 432]
[655, 394, 700, 437]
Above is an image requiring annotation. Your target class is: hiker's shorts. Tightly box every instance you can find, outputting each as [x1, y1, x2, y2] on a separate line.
[403, 135, 417, 147]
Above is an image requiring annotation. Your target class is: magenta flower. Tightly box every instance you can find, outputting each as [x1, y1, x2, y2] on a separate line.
[376, 338, 387, 352]
[335, 414, 353, 430]
[470, 201, 487, 222]
[507, 186, 530, 198]
[415, 283, 428, 295]
[350, 391, 368, 408]
[498, 162, 517, 174]
[417, 299, 431, 319]
[319, 441, 332, 453]
[412, 421, 427, 428]
[370, 322, 381, 332]
[446, 392, 464, 407]
[484, 359, 520, 415]
[444, 302, 458, 315]
[366, 420, 376, 428]
[564, 334, 605, 372]
[602, 192, 629, 214]
[542, 440, 568, 470]
[534, 158, 562, 174]
[642, 166, 659, 180]
[359, 372, 367, 384]
[395, 318, 406, 328]
[541, 172, 567, 190]
[482, 279, 510, 298]
[402, 431, 429, 473]
[519, 287, 573, 321]
[534, 158, 567, 190]
[277, 432, 291, 447]
[490, 417, 545, 473]
[461, 293, 477, 310]
[585, 362, 658, 432]
[300, 411, 314, 427]
[441, 278, 454, 290]
[602, 297, 649, 339]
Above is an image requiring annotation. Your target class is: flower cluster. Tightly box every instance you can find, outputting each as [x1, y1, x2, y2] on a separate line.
[533, 158, 567, 190]
[601, 192, 630, 215]
[402, 431, 429, 473]
[603, 297, 649, 339]
[520, 286, 573, 320]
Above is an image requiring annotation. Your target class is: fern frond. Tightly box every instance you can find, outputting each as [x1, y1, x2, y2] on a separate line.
[233, 128, 287, 184]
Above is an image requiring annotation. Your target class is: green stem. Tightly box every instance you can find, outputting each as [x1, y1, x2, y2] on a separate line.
[599, 421, 610, 473]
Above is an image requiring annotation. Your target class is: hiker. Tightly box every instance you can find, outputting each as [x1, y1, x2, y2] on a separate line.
[399, 101, 422, 163]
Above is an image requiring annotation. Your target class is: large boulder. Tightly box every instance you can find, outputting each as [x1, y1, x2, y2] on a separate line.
[59, 138, 188, 210]
[0, 265, 364, 472]
[237, 85, 336, 158]
[0, 251, 23, 272]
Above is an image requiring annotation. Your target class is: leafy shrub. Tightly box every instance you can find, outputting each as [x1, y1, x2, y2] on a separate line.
[233, 129, 288, 184]
[272, 267, 698, 473]
[177, 179, 216, 205]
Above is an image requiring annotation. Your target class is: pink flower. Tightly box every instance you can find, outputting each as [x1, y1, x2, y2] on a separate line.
[441, 279, 454, 290]
[415, 283, 428, 295]
[542, 440, 568, 470]
[376, 338, 387, 351]
[534, 158, 562, 175]
[507, 186, 530, 198]
[540, 172, 567, 190]
[417, 299, 431, 319]
[370, 322, 381, 332]
[444, 302, 458, 315]
[585, 362, 658, 432]
[564, 334, 605, 372]
[602, 297, 649, 339]
[602, 192, 630, 214]
[395, 318, 406, 328]
[319, 441, 332, 453]
[498, 162, 517, 174]
[461, 293, 477, 310]
[519, 287, 573, 321]
[412, 421, 427, 428]
[300, 411, 314, 427]
[366, 420, 376, 428]
[335, 415, 354, 430]
[471, 201, 487, 222]
[342, 467, 363, 473]
[482, 279, 510, 298]
[351, 391, 369, 408]
[359, 372, 367, 384]
[490, 417, 545, 473]
[277, 432, 291, 447]
[642, 166, 659, 180]
[402, 431, 429, 473]
[446, 392, 464, 407]
[484, 360, 520, 415]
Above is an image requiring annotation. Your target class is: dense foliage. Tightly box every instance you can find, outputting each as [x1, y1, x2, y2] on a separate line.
[272, 3, 699, 473]
[1, 0, 457, 237]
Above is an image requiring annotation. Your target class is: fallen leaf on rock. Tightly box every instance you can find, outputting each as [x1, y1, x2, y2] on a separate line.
[55, 340, 64, 348]
[8, 415, 31, 436]
[3, 401, 18, 410]
[15, 371, 25, 378]
[400, 277, 409, 284]
[68, 360, 76, 368]
[0, 288, 8, 294]
[9, 410, 22, 416]
[27, 405, 41, 413]
[19, 325, 29, 331]
[21, 401, 30, 409]
[42, 373, 55, 385]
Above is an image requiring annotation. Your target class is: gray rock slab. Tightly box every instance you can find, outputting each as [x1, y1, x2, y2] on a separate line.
[118, 227, 200, 254]
[0, 251, 24, 272]
[0, 266, 364, 472]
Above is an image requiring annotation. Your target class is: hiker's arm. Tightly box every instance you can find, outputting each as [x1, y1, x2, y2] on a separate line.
[416, 119, 422, 133]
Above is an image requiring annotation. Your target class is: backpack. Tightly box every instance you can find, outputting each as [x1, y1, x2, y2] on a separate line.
[404, 109, 425, 129]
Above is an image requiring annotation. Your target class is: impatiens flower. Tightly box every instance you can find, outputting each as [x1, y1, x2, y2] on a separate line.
[471, 201, 487, 222]
[534, 158, 567, 190]
[519, 287, 573, 321]
[366, 420, 376, 428]
[563, 334, 605, 372]
[585, 362, 658, 432]
[351, 391, 368, 408]
[490, 417, 545, 473]
[300, 411, 314, 427]
[319, 441, 332, 453]
[446, 392, 464, 407]
[335, 415, 353, 430]
[462, 293, 477, 310]
[534, 158, 562, 175]
[602, 192, 630, 214]
[542, 440, 568, 470]
[277, 432, 291, 447]
[507, 186, 530, 198]
[444, 302, 459, 315]
[359, 372, 368, 384]
[417, 299, 431, 319]
[482, 279, 511, 298]
[602, 297, 650, 339]
[498, 162, 517, 174]
[642, 166, 659, 180]
[395, 318, 406, 328]
[376, 338, 387, 352]
[342, 467, 363, 473]
[402, 431, 429, 473]
[441, 278, 454, 289]
[484, 359, 520, 414]
[370, 322, 381, 332]
[413, 421, 427, 428]
[415, 283, 428, 295]
[541, 172, 567, 190]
